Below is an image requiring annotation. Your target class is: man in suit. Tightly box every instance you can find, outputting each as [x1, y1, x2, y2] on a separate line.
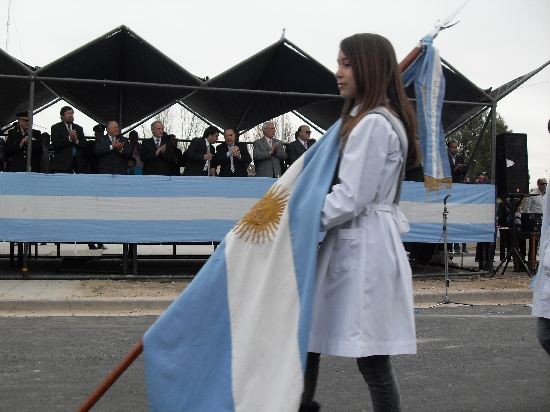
[253, 121, 287, 178]
[286, 125, 316, 167]
[140, 121, 176, 176]
[214, 128, 251, 177]
[5, 111, 43, 172]
[94, 120, 132, 175]
[447, 140, 466, 183]
[50, 106, 89, 173]
[183, 125, 219, 176]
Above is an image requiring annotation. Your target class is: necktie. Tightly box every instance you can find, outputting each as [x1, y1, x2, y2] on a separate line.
[230, 145, 235, 173]
[68, 124, 76, 157]
[204, 144, 210, 172]
[156, 138, 160, 148]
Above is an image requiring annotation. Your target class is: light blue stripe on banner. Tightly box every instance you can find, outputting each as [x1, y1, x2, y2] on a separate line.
[404, 223, 495, 243]
[401, 182, 495, 205]
[0, 219, 235, 243]
[288, 121, 341, 370]
[144, 241, 234, 411]
[0, 173, 274, 198]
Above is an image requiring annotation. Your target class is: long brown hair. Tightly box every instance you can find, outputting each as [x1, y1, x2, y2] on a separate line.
[339, 33, 418, 167]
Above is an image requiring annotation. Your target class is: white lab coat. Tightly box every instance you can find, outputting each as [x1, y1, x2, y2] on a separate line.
[308, 109, 416, 357]
[532, 188, 550, 319]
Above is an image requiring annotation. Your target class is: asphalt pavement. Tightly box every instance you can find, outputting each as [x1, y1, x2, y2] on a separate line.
[1, 305, 548, 411]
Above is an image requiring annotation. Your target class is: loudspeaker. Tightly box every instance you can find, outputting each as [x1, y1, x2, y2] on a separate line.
[495, 132, 528, 197]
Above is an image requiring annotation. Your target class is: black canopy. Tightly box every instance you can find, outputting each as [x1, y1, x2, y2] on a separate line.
[35, 25, 202, 128]
[0, 49, 56, 128]
[183, 39, 341, 132]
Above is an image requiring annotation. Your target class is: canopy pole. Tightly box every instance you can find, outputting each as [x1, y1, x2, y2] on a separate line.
[25, 79, 35, 172]
[490, 101, 497, 184]
[78, 339, 143, 412]
[462, 108, 491, 176]
[291, 110, 325, 134]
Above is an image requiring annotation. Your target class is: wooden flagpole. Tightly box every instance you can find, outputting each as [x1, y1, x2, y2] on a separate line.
[77, 339, 143, 412]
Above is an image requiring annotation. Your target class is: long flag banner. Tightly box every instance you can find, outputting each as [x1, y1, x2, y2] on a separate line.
[0, 175, 494, 244]
[403, 35, 452, 190]
[143, 122, 341, 411]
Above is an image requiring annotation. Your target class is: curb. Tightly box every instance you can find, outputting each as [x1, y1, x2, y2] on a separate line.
[414, 289, 532, 304]
[0, 289, 533, 315]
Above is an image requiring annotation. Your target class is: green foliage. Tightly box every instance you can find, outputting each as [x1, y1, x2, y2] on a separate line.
[446, 110, 510, 181]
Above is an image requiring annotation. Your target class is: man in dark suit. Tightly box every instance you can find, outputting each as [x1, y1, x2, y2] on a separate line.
[50, 106, 89, 173]
[183, 125, 219, 176]
[140, 121, 176, 176]
[5, 111, 43, 172]
[286, 125, 316, 167]
[447, 140, 466, 183]
[253, 121, 287, 177]
[214, 128, 251, 177]
[94, 120, 132, 174]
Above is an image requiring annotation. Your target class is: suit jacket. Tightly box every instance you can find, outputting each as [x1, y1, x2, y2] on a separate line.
[141, 135, 176, 176]
[214, 141, 251, 177]
[50, 121, 89, 173]
[94, 134, 132, 175]
[286, 138, 316, 166]
[448, 153, 466, 183]
[183, 137, 216, 176]
[5, 126, 43, 172]
[253, 137, 287, 178]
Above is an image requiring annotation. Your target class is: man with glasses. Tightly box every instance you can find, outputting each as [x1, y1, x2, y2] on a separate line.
[5, 111, 43, 172]
[286, 125, 316, 167]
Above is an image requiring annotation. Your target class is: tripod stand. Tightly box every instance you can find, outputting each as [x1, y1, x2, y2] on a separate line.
[494, 194, 532, 277]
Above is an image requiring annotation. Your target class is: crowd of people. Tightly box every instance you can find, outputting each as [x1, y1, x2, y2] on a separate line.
[0, 107, 317, 178]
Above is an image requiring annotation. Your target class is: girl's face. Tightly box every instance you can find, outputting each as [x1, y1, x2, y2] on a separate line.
[335, 49, 356, 99]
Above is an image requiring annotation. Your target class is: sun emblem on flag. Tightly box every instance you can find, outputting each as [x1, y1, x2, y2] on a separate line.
[234, 184, 289, 243]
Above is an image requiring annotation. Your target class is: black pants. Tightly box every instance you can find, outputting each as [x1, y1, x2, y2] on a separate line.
[537, 317, 550, 356]
[301, 352, 401, 411]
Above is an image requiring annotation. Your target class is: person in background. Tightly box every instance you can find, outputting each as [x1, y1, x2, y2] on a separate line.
[214, 128, 251, 177]
[94, 120, 132, 175]
[50, 106, 88, 173]
[5, 111, 43, 172]
[531, 118, 550, 356]
[183, 125, 218, 176]
[128, 130, 143, 175]
[252, 121, 287, 177]
[286, 125, 316, 167]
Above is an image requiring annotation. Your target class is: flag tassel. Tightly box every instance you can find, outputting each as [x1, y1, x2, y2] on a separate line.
[78, 339, 143, 412]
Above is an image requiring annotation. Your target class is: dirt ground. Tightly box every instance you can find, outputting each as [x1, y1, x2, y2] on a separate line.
[76, 272, 531, 299]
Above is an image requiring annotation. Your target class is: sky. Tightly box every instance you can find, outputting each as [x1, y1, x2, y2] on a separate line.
[1, 0, 548, 185]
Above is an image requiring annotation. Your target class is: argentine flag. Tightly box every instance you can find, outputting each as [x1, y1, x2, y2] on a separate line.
[143, 121, 341, 411]
[403, 35, 452, 190]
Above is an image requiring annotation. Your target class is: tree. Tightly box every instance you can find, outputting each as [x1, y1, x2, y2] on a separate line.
[446, 110, 510, 181]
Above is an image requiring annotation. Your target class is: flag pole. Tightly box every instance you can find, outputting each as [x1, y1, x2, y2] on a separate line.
[399, 0, 469, 72]
[77, 339, 143, 412]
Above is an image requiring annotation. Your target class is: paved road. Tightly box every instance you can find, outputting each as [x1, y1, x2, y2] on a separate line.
[1, 305, 548, 411]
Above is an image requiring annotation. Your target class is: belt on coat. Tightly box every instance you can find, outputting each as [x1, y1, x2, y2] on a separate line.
[362, 204, 393, 214]
[362, 204, 410, 234]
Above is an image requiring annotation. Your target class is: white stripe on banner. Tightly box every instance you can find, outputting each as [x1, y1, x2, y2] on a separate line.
[0, 196, 256, 220]
[400, 201, 494, 224]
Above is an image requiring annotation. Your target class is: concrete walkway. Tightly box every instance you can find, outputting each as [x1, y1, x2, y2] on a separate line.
[0, 275, 533, 316]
